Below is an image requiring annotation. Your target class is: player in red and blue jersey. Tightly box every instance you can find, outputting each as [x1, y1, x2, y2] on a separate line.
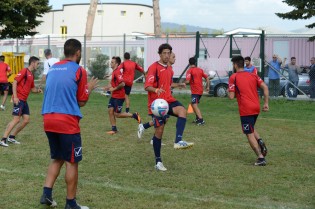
[185, 57, 209, 125]
[0, 55, 11, 111]
[228, 56, 269, 166]
[105, 56, 141, 135]
[144, 43, 194, 171]
[117, 52, 145, 113]
[0, 56, 42, 147]
[40, 39, 99, 209]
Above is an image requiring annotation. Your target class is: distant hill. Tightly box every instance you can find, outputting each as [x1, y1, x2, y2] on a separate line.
[161, 22, 220, 34]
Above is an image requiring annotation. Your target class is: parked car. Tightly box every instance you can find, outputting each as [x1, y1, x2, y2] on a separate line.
[209, 69, 310, 97]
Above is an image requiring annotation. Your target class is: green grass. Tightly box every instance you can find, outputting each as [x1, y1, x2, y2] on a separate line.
[0, 93, 314, 209]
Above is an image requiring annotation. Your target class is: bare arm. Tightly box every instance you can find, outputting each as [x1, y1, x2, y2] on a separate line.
[260, 82, 269, 112]
[228, 91, 235, 99]
[78, 76, 99, 107]
[12, 80, 19, 105]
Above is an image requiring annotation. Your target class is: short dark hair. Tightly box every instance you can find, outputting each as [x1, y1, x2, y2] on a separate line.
[124, 52, 130, 60]
[112, 56, 121, 65]
[158, 43, 172, 54]
[189, 57, 196, 65]
[0, 55, 4, 62]
[29, 56, 39, 65]
[44, 49, 52, 57]
[291, 57, 296, 60]
[64, 39, 82, 57]
[244, 56, 251, 62]
[231, 56, 245, 68]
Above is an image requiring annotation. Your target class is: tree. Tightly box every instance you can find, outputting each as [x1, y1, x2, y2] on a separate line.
[276, 0, 315, 41]
[89, 54, 110, 79]
[85, 0, 98, 40]
[0, 0, 51, 39]
[152, 0, 162, 37]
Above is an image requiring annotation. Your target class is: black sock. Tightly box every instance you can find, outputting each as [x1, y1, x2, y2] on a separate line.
[9, 135, 15, 139]
[126, 107, 130, 113]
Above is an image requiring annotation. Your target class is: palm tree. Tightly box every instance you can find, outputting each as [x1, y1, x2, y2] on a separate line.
[152, 0, 162, 37]
[85, 0, 98, 40]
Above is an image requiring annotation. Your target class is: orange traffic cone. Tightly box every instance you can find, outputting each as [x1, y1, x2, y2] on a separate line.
[187, 104, 194, 114]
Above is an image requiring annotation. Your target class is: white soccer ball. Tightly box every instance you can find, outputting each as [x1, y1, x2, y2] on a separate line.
[208, 70, 216, 79]
[151, 99, 169, 117]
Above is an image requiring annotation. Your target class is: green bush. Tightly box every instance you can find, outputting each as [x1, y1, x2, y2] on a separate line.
[89, 54, 110, 79]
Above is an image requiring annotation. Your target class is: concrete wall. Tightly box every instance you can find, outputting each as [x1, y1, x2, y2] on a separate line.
[36, 3, 154, 37]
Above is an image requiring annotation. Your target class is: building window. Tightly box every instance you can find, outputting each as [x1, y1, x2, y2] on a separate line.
[139, 12, 143, 18]
[121, 11, 126, 16]
[60, 26, 67, 37]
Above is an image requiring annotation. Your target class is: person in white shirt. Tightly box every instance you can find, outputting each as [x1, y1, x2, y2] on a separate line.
[39, 49, 59, 89]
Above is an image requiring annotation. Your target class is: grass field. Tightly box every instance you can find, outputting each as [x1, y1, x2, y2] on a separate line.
[0, 93, 314, 209]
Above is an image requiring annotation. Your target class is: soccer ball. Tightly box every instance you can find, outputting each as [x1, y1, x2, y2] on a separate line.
[208, 70, 216, 79]
[151, 99, 169, 117]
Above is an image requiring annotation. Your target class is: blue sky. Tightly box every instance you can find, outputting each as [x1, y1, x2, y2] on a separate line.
[49, 0, 315, 32]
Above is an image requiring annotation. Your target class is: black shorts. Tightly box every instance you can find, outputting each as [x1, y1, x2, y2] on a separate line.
[12, 100, 30, 116]
[124, 85, 132, 95]
[0, 83, 9, 91]
[168, 101, 184, 116]
[108, 97, 125, 113]
[240, 115, 258, 134]
[191, 94, 202, 104]
[46, 132, 82, 163]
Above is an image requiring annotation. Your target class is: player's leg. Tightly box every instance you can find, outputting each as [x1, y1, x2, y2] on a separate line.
[241, 115, 266, 166]
[151, 115, 167, 171]
[113, 98, 141, 123]
[107, 98, 118, 134]
[124, 85, 132, 112]
[41, 132, 63, 207]
[169, 101, 194, 149]
[1, 101, 25, 145]
[8, 101, 31, 144]
[0, 84, 9, 110]
[192, 94, 205, 125]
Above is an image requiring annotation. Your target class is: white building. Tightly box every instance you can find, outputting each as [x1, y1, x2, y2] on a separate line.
[36, 3, 154, 37]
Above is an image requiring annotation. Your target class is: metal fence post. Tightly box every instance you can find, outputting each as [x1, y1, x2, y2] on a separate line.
[195, 31, 200, 66]
[48, 35, 50, 49]
[229, 34, 233, 58]
[123, 33, 126, 54]
[260, 30, 265, 80]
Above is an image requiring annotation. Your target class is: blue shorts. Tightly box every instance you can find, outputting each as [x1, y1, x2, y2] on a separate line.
[108, 97, 125, 113]
[46, 132, 82, 163]
[124, 85, 132, 95]
[191, 94, 202, 104]
[240, 115, 258, 134]
[0, 83, 9, 91]
[12, 100, 30, 116]
[168, 101, 184, 116]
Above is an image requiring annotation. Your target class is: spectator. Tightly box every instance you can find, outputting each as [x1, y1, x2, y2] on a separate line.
[282, 57, 301, 98]
[309, 57, 315, 98]
[268, 54, 282, 97]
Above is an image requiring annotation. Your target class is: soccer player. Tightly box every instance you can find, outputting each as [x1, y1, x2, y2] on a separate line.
[145, 43, 194, 171]
[228, 56, 269, 166]
[244, 56, 258, 74]
[0, 56, 42, 147]
[39, 48, 60, 89]
[40, 39, 99, 209]
[117, 52, 145, 112]
[137, 52, 185, 139]
[105, 56, 141, 135]
[0, 55, 11, 111]
[185, 57, 210, 125]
